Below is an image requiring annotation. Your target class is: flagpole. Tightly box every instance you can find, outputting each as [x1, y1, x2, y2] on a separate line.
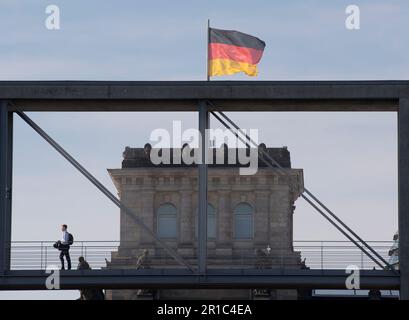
[207, 19, 210, 81]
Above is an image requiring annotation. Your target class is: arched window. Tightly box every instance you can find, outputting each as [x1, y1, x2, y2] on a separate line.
[196, 204, 217, 239]
[234, 203, 253, 239]
[157, 204, 177, 239]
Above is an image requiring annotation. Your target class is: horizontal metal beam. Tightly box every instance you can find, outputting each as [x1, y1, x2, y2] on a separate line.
[9, 99, 397, 112]
[1, 80, 406, 111]
[0, 269, 399, 291]
[1, 80, 408, 99]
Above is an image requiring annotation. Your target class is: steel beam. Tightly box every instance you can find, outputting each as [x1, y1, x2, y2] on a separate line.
[399, 98, 409, 299]
[0, 80, 408, 99]
[0, 269, 399, 291]
[198, 100, 209, 274]
[9, 99, 396, 112]
[1, 81, 406, 111]
[0, 101, 12, 274]
[5, 110, 12, 272]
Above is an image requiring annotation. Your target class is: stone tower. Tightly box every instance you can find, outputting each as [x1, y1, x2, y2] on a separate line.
[105, 144, 304, 300]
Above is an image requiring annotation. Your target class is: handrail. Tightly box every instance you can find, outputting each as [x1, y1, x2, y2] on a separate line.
[8, 240, 395, 271]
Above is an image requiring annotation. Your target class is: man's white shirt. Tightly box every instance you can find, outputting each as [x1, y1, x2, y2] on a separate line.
[61, 231, 69, 244]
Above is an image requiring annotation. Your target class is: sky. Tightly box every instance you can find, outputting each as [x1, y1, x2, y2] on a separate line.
[0, 0, 406, 299]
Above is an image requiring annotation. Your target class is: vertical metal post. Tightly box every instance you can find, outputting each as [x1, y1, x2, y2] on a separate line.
[0, 101, 12, 274]
[198, 100, 209, 274]
[320, 241, 324, 270]
[399, 98, 409, 299]
[361, 250, 364, 269]
[5, 110, 12, 271]
[41, 242, 43, 270]
[207, 19, 210, 81]
[0, 101, 6, 274]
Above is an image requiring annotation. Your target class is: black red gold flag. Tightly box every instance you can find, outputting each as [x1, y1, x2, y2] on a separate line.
[208, 28, 266, 77]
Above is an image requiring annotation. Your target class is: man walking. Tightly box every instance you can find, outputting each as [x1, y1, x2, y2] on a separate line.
[59, 224, 72, 270]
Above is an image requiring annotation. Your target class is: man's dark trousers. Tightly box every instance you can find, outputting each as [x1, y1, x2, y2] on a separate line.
[60, 245, 71, 270]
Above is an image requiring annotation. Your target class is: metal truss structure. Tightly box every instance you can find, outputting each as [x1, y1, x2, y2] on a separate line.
[0, 81, 407, 297]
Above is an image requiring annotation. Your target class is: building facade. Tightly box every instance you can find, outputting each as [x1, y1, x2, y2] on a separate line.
[106, 144, 304, 299]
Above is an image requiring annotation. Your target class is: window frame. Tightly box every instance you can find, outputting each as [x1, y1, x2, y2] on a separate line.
[233, 202, 254, 240]
[156, 203, 178, 239]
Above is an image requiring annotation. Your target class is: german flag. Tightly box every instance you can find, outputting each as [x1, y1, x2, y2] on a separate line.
[208, 28, 266, 77]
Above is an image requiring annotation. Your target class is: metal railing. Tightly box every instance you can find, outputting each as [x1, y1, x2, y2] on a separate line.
[8, 240, 394, 271]
[10, 241, 118, 270]
[294, 241, 393, 270]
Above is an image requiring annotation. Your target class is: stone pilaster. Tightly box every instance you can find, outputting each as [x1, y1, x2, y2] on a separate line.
[254, 190, 270, 246]
[269, 186, 291, 249]
[139, 190, 155, 246]
[216, 190, 232, 255]
[120, 189, 141, 245]
[178, 190, 194, 255]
